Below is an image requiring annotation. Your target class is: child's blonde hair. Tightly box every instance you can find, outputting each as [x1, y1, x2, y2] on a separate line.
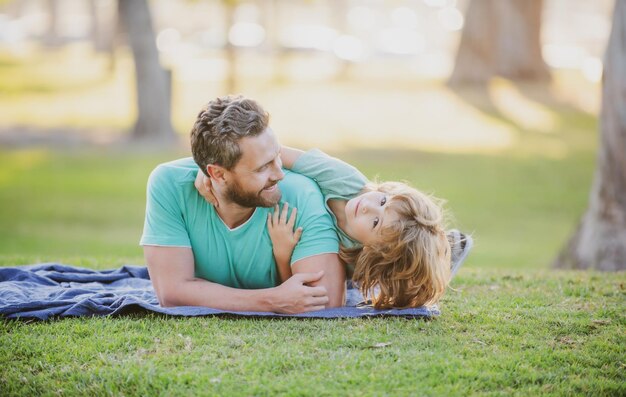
[340, 182, 451, 309]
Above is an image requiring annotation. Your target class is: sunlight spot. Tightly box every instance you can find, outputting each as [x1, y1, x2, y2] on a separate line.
[438, 7, 464, 31]
[284, 57, 338, 81]
[348, 6, 377, 30]
[156, 28, 181, 53]
[423, 0, 449, 7]
[0, 15, 27, 45]
[410, 51, 453, 78]
[377, 28, 425, 55]
[490, 78, 558, 133]
[229, 22, 265, 48]
[581, 57, 603, 83]
[543, 44, 587, 69]
[234, 3, 261, 21]
[281, 25, 337, 51]
[266, 86, 516, 154]
[391, 7, 418, 29]
[333, 35, 367, 62]
[551, 70, 601, 114]
[177, 59, 229, 82]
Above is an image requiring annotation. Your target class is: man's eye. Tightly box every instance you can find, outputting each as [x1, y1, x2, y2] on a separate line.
[380, 196, 387, 206]
[373, 217, 379, 228]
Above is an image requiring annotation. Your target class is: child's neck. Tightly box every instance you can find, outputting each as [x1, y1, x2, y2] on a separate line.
[328, 199, 348, 232]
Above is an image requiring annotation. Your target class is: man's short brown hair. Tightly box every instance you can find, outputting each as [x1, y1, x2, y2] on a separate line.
[190, 95, 270, 175]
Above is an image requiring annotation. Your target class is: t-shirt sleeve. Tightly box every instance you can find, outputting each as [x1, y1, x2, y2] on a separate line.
[291, 148, 368, 199]
[288, 174, 340, 264]
[139, 165, 192, 247]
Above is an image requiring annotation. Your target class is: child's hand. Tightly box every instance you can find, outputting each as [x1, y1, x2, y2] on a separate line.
[194, 171, 218, 207]
[267, 202, 303, 265]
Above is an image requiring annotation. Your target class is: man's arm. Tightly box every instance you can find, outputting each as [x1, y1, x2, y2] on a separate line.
[144, 245, 330, 313]
[291, 253, 345, 308]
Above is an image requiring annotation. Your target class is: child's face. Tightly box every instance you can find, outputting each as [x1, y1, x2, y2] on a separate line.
[343, 191, 400, 245]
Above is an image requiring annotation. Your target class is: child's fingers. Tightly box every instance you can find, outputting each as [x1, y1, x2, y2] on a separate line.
[287, 207, 298, 227]
[267, 213, 272, 228]
[272, 204, 279, 224]
[280, 202, 289, 223]
[294, 227, 303, 242]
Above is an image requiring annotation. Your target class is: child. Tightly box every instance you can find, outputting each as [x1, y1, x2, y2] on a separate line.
[196, 147, 471, 309]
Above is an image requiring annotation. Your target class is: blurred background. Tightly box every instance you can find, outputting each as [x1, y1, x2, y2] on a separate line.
[0, 0, 615, 271]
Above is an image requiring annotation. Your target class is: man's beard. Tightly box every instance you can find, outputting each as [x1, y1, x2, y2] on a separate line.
[226, 179, 282, 208]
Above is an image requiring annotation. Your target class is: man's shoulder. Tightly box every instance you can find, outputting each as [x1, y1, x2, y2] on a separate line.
[148, 157, 198, 187]
[279, 171, 327, 212]
[279, 170, 321, 196]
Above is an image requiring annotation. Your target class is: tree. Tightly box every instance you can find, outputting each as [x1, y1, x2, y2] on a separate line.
[449, 0, 550, 85]
[223, 0, 237, 94]
[554, 1, 626, 271]
[118, 0, 175, 142]
[44, 0, 62, 47]
[89, 0, 117, 73]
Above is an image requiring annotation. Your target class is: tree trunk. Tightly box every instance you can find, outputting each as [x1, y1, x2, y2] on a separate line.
[118, 0, 175, 142]
[553, 1, 626, 271]
[263, 0, 286, 83]
[449, 0, 550, 85]
[44, 0, 62, 47]
[89, 0, 118, 74]
[89, 0, 113, 53]
[331, 0, 350, 80]
[224, 0, 237, 94]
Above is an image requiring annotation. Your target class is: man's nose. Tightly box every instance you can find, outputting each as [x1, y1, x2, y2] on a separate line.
[272, 165, 285, 181]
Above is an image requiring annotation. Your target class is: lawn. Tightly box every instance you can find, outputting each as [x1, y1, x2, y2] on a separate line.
[0, 49, 624, 396]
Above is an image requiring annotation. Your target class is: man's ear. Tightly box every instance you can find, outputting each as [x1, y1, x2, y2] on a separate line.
[206, 164, 227, 182]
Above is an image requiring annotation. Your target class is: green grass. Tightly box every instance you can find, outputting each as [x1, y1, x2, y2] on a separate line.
[1, 269, 624, 396]
[2, 146, 623, 395]
[1, 49, 624, 396]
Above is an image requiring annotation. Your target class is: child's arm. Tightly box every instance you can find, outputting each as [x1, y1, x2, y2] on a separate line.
[280, 146, 305, 169]
[283, 148, 369, 201]
[267, 202, 303, 283]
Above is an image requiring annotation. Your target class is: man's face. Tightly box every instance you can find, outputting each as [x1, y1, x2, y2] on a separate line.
[224, 128, 284, 208]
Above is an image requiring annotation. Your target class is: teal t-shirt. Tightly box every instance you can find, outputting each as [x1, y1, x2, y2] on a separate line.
[139, 157, 339, 289]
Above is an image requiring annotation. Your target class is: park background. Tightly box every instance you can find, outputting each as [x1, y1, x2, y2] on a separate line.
[0, 0, 624, 395]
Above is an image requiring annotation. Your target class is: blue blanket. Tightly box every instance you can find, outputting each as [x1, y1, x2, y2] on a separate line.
[0, 263, 439, 320]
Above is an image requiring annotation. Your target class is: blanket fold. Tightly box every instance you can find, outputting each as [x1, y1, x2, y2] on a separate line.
[0, 263, 439, 320]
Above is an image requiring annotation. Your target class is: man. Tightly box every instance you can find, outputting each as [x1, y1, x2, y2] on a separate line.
[140, 95, 345, 314]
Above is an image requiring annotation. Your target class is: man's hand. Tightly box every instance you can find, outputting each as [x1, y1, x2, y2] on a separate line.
[270, 271, 329, 314]
[194, 171, 218, 207]
[292, 254, 346, 308]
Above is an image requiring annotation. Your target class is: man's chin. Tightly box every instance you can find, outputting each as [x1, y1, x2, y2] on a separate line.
[260, 189, 282, 207]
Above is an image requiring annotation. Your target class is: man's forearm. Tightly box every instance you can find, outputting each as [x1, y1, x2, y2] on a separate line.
[145, 245, 330, 314]
[159, 277, 276, 312]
